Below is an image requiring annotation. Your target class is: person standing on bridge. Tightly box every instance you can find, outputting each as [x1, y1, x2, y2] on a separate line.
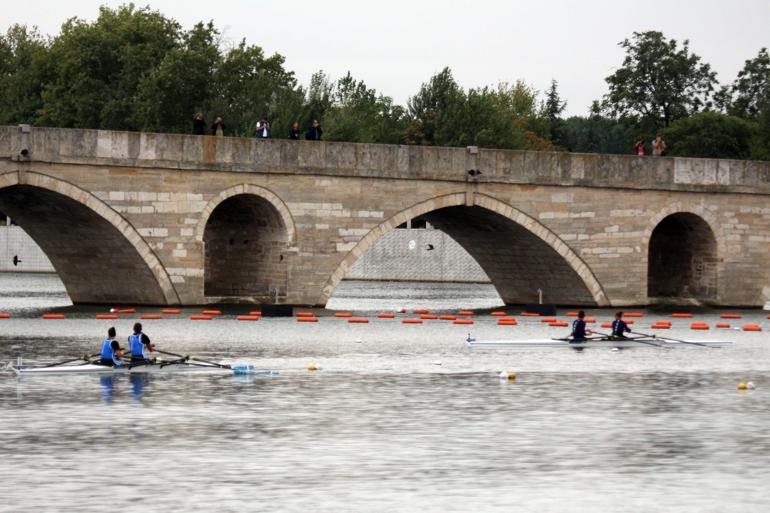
[289, 121, 301, 140]
[256, 115, 270, 138]
[99, 327, 124, 367]
[211, 116, 225, 137]
[192, 113, 206, 135]
[634, 138, 645, 156]
[306, 119, 323, 141]
[652, 134, 667, 156]
[129, 322, 156, 364]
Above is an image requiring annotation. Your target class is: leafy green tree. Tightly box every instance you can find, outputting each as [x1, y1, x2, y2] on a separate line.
[406, 67, 464, 145]
[749, 96, 770, 160]
[39, 4, 180, 130]
[662, 112, 755, 159]
[0, 25, 50, 124]
[727, 48, 770, 119]
[133, 21, 219, 133]
[602, 31, 718, 129]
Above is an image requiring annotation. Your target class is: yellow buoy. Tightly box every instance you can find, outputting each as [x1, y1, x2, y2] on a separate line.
[307, 363, 319, 371]
[738, 382, 747, 390]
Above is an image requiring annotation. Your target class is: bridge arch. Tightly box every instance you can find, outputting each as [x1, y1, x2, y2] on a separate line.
[197, 184, 295, 300]
[646, 208, 720, 302]
[0, 171, 180, 305]
[320, 192, 608, 306]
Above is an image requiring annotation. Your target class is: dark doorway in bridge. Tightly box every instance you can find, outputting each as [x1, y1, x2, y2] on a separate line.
[203, 194, 289, 300]
[648, 213, 718, 301]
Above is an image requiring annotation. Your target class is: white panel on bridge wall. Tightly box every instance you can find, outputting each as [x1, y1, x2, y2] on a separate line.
[0, 225, 55, 272]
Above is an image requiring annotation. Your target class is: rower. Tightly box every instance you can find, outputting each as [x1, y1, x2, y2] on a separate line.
[570, 310, 592, 343]
[99, 327, 124, 367]
[129, 322, 156, 364]
[611, 311, 632, 340]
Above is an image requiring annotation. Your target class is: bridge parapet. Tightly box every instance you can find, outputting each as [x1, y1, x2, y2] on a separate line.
[2, 125, 769, 194]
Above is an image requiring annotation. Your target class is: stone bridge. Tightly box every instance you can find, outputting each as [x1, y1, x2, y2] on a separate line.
[1, 124, 769, 307]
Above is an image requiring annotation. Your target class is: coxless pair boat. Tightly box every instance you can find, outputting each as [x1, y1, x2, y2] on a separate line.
[466, 334, 732, 349]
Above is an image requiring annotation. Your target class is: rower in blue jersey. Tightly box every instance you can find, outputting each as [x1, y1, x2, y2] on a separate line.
[99, 327, 124, 367]
[129, 322, 156, 364]
[611, 311, 632, 339]
[570, 310, 592, 342]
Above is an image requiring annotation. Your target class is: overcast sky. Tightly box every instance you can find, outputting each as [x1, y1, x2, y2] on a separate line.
[3, 0, 769, 116]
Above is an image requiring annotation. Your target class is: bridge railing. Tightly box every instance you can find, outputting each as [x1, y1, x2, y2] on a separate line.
[2, 125, 769, 194]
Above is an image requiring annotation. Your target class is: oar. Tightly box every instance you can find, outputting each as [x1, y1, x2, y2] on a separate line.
[154, 349, 232, 369]
[553, 335, 608, 342]
[592, 330, 666, 348]
[41, 353, 101, 368]
[630, 330, 714, 348]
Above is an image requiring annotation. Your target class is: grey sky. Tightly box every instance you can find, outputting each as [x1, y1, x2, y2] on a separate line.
[3, 0, 769, 116]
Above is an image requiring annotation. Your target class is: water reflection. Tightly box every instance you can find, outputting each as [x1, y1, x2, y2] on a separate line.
[100, 374, 117, 404]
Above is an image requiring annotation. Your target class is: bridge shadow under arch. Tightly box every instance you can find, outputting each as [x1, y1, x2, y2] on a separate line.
[0, 172, 179, 305]
[200, 189, 293, 301]
[648, 212, 718, 301]
[321, 193, 608, 307]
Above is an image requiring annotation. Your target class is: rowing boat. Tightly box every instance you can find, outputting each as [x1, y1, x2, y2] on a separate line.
[7, 359, 277, 376]
[465, 335, 732, 349]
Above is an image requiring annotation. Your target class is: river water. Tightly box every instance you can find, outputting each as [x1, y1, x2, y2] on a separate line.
[1, 273, 769, 512]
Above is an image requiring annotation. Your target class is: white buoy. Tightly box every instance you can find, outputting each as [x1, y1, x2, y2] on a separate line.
[433, 360, 442, 366]
[611, 347, 620, 352]
[109, 308, 116, 313]
[747, 382, 756, 390]
[355, 338, 363, 343]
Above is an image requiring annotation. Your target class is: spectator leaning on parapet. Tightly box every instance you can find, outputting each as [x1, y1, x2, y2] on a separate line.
[289, 121, 301, 140]
[211, 116, 225, 137]
[255, 115, 270, 138]
[192, 113, 205, 135]
[306, 119, 323, 141]
[634, 137, 645, 156]
[652, 134, 667, 156]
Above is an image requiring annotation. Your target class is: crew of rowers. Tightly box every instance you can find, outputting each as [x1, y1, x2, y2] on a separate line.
[99, 322, 156, 367]
[570, 310, 631, 342]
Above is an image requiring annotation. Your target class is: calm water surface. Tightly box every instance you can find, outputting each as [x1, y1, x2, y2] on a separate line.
[1, 273, 769, 512]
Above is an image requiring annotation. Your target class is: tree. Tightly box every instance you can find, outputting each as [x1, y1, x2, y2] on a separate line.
[662, 112, 755, 159]
[602, 31, 718, 129]
[0, 25, 50, 125]
[543, 79, 566, 146]
[406, 67, 463, 145]
[39, 4, 181, 130]
[728, 48, 770, 119]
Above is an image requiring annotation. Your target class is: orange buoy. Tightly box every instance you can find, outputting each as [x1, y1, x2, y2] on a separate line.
[671, 313, 693, 318]
[42, 313, 65, 319]
[540, 317, 557, 323]
[249, 311, 262, 316]
[651, 323, 670, 329]
[565, 312, 579, 317]
[348, 318, 369, 323]
[96, 314, 118, 320]
[334, 312, 353, 317]
[402, 318, 423, 324]
[377, 313, 395, 319]
[715, 323, 731, 329]
[520, 312, 540, 317]
[601, 322, 613, 328]
[691, 322, 709, 330]
[439, 315, 457, 321]
[743, 324, 762, 332]
[720, 314, 742, 319]
[490, 311, 506, 316]
[202, 309, 222, 315]
[236, 315, 259, 321]
[420, 314, 438, 320]
[190, 315, 212, 320]
[295, 312, 315, 317]
[118, 308, 136, 314]
[499, 317, 517, 322]
[453, 319, 474, 325]
[0, 313, 10, 319]
[161, 309, 181, 314]
[549, 321, 569, 327]
[625, 319, 635, 325]
[413, 309, 429, 314]
[498, 319, 518, 326]
[457, 310, 474, 316]
[624, 312, 644, 317]
[297, 317, 319, 323]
